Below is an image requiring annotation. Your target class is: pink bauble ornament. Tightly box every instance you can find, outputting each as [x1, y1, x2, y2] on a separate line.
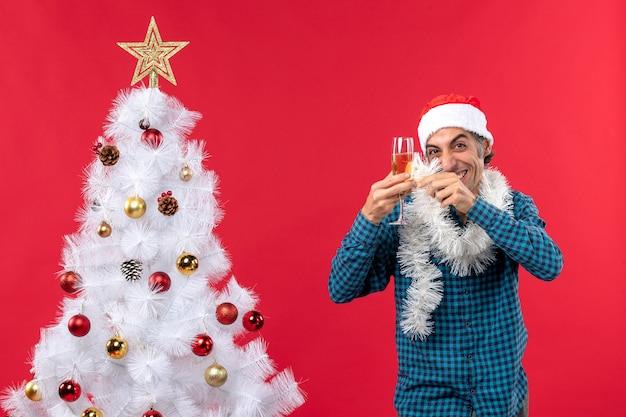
[148, 272, 171, 293]
[58, 379, 81, 402]
[68, 314, 91, 337]
[242, 310, 264, 331]
[60, 271, 80, 294]
[141, 128, 163, 148]
[216, 302, 238, 325]
[191, 333, 213, 356]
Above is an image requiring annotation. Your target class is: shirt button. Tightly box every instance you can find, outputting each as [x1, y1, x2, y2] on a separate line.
[467, 354, 473, 360]
[463, 289, 469, 295]
[470, 389, 476, 395]
[465, 321, 471, 327]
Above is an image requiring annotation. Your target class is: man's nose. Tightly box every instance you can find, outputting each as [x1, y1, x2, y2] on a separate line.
[439, 152, 455, 171]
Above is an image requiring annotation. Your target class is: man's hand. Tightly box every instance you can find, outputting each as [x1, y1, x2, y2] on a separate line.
[417, 172, 477, 214]
[361, 172, 415, 224]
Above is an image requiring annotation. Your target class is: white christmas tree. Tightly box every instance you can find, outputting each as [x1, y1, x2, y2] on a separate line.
[1, 17, 304, 417]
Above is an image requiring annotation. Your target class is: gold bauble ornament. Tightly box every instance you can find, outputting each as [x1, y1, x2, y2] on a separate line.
[124, 196, 147, 218]
[106, 334, 129, 359]
[97, 221, 112, 237]
[204, 362, 228, 387]
[25, 380, 42, 401]
[179, 164, 193, 181]
[176, 252, 199, 275]
[81, 407, 103, 417]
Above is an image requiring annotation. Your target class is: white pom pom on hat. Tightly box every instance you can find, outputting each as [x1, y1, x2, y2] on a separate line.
[417, 93, 494, 154]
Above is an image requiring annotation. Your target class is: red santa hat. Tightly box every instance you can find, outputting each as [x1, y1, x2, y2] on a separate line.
[417, 94, 494, 154]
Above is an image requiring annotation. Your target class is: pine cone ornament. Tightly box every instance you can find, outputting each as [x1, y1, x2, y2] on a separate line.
[158, 191, 178, 216]
[99, 145, 120, 166]
[121, 259, 143, 282]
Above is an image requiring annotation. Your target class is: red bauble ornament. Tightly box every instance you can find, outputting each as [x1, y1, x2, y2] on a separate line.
[58, 379, 81, 402]
[148, 272, 171, 293]
[216, 302, 238, 325]
[68, 314, 91, 337]
[142, 409, 162, 417]
[60, 271, 80, 294]
[191, 333, 214, 356]
[242, 310, 264, 331]
[141, 128, 163, 148]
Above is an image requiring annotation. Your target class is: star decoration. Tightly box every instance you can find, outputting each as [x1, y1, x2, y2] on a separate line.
[118, 16, 189, 87]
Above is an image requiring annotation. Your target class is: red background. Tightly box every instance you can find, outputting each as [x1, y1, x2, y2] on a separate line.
[1, 1, 624, 416]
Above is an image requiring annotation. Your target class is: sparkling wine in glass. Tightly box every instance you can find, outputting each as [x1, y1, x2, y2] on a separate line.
[389, 136, 414, 225]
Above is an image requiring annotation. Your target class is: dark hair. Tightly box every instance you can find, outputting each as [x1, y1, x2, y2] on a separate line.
[473, 133, 494, 165]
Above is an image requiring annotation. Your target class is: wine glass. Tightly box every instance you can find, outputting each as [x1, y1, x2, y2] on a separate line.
[389, 136, 414, 225]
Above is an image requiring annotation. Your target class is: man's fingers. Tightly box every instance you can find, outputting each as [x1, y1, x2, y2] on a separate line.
[417, 172, 458, 188]
[372, 172, 412, 191]
[416, 174, 433, 188]
[387, 172, 411, 186]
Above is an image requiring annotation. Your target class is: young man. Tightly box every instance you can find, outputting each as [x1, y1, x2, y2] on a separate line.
[328, 94, 563, 417]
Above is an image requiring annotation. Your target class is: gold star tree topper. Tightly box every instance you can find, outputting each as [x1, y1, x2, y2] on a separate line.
[118, 16, 189, 88]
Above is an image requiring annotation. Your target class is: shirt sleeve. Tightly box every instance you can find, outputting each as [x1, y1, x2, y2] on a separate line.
[328, 211, 398, 303]
[467, 191, 563, 281]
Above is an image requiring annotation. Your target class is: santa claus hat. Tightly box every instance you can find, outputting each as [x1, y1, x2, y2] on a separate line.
[417, 94, 494, 153]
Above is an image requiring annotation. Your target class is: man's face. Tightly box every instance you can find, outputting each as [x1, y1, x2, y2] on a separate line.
[425, 127, 491, 195]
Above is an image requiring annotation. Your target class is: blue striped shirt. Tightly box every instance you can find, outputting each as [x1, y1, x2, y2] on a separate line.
[329, 191, 563, 417]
